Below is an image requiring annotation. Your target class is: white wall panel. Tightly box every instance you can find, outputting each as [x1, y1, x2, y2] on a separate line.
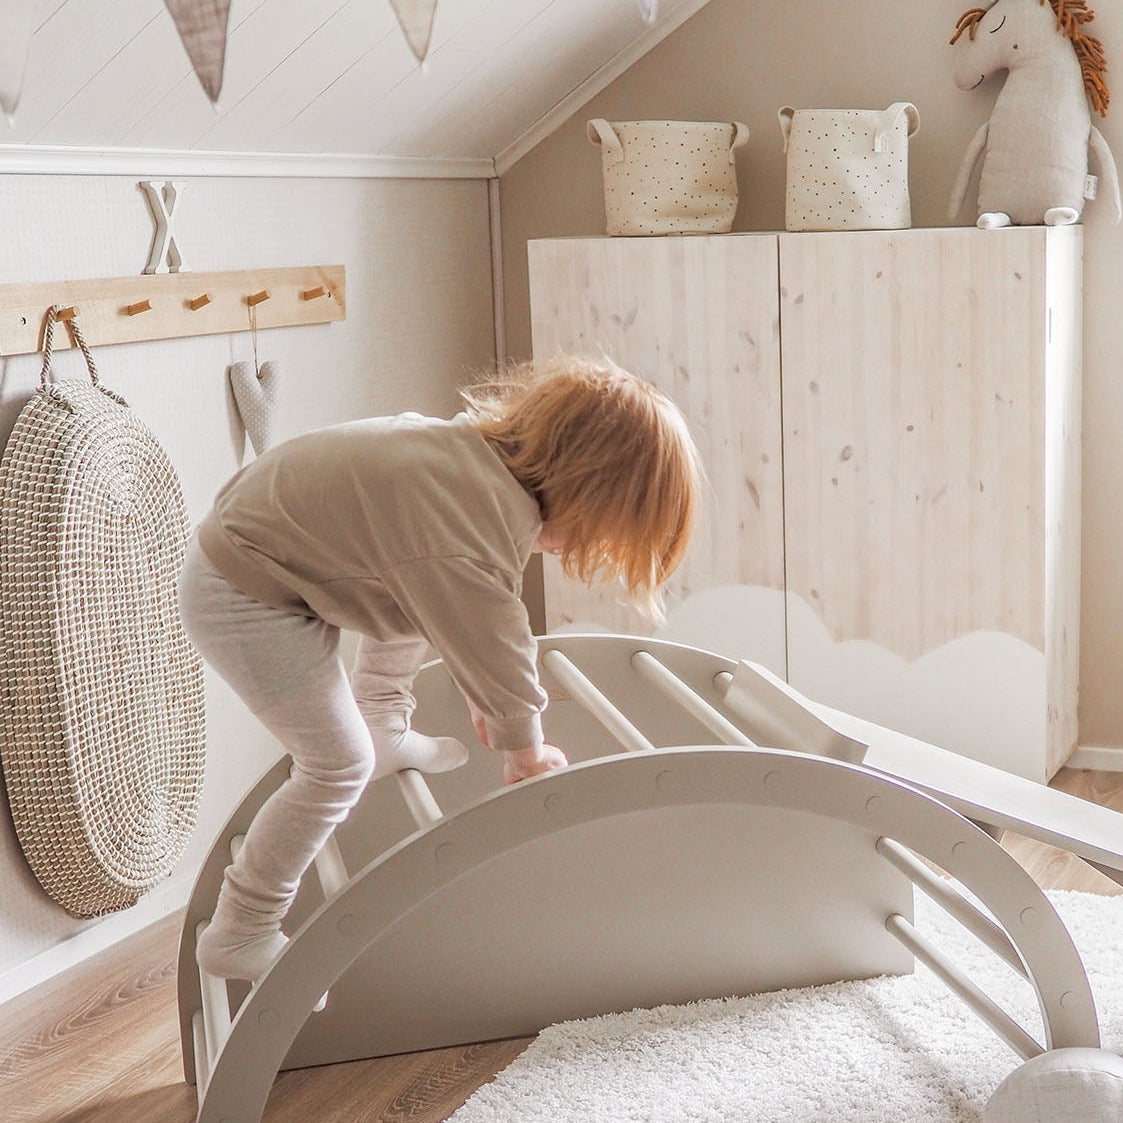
[10, 0, 166, 143]
[122, 0, 350, 150]
[402, 0, 639, 158]
[37, 18, 190, 148]
[0, 171, 494, 999]
[263, 25, 415, 154]
[2, 0, 710, 162]
[199, 0, 390, 153]
[353, 47, 490, 155]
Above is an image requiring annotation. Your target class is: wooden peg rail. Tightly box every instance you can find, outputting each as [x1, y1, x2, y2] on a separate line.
[0, 265, 345, 356]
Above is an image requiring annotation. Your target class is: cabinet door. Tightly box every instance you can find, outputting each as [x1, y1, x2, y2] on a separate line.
[779, 227, 1081, 779]
[528, 234, 787, 675]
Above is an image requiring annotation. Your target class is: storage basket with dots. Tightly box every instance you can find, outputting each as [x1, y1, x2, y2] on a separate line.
[779, 103, 919, 232]
[587, 119, 749, 236]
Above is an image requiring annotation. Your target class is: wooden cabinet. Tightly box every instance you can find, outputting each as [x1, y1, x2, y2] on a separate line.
[528, 234, 789, 679]
[527, 227, 1082, 781]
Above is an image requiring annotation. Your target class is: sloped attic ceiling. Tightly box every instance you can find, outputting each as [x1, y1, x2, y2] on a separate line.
[2, 0, 714, 175]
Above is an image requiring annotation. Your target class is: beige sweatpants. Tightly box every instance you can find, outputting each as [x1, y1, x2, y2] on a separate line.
[177, 536, 432, 978]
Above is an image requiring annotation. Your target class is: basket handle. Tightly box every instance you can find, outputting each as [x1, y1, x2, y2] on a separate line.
[586, 118, 625, 166]
[39, 306, 127, 407]
[777, 106, 795, 154]
[874, 102, 920, 152]
[728, 121, 750, 163]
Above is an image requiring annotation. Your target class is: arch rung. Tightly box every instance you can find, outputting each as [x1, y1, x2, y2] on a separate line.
[631, 650, 755, 746]
[885, 913, 1043, 1060]
[191, 1009, 210, 1093]
[307, 833, 346, 1015]
[314, 833, 349, 898]
[397, 768, 443, 827]
[876, 837, 1027, 978]
[196, 921, 233, 1068]
[542, 649, 654, 753]
[712, 665, 867, 763]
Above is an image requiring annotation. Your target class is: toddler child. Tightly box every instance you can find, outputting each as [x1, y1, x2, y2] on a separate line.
[178, 353, 702, 981]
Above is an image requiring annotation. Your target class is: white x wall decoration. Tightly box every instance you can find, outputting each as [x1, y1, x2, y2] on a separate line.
[140, 181, 191, 275]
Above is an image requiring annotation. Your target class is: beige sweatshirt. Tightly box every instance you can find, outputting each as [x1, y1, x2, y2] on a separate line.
[198, 411, 547, 753]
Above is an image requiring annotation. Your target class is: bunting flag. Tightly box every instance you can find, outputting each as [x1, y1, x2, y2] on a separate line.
[389, 0, 440, 64]
[164, 0, 233, 103]
[0, 0, 37, 123]
[636, 0, 659, 22]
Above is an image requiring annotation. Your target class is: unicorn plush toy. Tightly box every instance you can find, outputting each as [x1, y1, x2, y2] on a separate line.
[948, 0, 1121, 228]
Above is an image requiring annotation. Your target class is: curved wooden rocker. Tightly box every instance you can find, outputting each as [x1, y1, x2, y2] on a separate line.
[178, 634, 1123, 1123]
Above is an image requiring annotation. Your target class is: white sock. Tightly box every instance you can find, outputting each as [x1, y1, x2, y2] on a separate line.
[368, 724, 469, 782]
[197, 920, 289, 982]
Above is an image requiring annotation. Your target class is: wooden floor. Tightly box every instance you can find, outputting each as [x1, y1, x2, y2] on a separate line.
[2, 766, 1122, 1123]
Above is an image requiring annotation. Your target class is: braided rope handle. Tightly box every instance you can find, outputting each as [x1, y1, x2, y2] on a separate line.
[39, 306, 128, 409]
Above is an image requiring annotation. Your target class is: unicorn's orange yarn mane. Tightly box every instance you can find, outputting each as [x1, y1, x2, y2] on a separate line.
[951, 0, 1110, 116]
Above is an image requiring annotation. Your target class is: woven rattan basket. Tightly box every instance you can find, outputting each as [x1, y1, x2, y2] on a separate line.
[0, 308, 205, 918]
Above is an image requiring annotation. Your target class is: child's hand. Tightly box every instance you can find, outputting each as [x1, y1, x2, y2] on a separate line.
[470, 709, 489, 747]
[503, 744, 568, 785]
[464, 699, 490, 747]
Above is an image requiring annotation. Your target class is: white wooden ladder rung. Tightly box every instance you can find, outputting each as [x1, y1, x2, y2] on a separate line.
[711, 667, 867, 763]
[308, 834, 351, 1013]
[203, 831, 341, 1030]
[192, 830, 249, 1082]
[541, 648, 654, 753]
[885, 912, 1044, 1060]
[396, 767, 444, 827]
[191, 1009, 210, 1093]
[195, 919, 233, 1090]
[630, 650, 756, 746]
[876, 836, 1028, 979]
[314, 833, 349, 898]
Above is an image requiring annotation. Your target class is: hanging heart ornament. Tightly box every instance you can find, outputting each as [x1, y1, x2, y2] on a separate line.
[228, 360, 280, 455]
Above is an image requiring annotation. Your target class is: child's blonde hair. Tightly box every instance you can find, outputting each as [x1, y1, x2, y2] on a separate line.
[461, 354, 703, 621]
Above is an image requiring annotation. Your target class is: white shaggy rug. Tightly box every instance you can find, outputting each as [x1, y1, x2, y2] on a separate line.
[450, 890, 1123, 1122]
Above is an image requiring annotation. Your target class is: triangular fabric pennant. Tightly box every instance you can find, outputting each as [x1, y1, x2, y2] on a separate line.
[164, 0, 233, 104]
[0, 0, 37, 123]
[636, 0, 659, 23]
[389, 0, 439, 64]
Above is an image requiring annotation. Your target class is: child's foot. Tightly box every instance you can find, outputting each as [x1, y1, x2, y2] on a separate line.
[369, 727, 469, 781]
[196, 922, 290, 982]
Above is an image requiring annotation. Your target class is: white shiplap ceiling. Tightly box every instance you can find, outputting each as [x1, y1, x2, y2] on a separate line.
[1, 0, 714, 175]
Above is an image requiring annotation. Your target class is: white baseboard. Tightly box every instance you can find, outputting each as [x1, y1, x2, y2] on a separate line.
[0, 872, 194, 1006]
[1067, 745, 1123, 772]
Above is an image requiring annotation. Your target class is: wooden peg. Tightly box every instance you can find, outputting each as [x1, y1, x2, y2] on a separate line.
[126, 299, 152, 316]
[188, 293, 212, 310]
[246, 289, 271, 307]
[301, 285, 326, 301]
[56, 306, 79, 321]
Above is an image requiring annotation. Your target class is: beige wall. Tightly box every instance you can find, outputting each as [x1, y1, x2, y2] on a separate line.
[0, 173, 494, 997]
[500, 0, 1123, 754]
